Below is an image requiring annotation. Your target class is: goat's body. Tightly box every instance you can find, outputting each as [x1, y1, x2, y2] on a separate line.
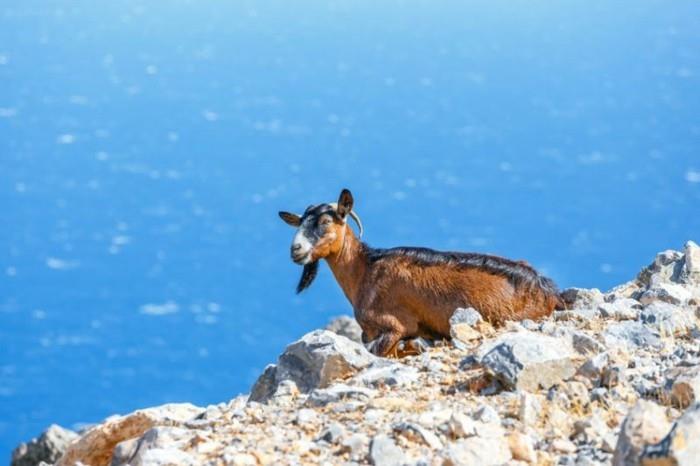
[326, 235, 563, 356]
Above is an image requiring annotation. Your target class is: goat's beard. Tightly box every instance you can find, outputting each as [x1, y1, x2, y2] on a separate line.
[296, 261, 319, 294]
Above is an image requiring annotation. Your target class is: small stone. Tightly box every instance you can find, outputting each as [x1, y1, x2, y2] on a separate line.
[508, 432, 536, 463]
[11, 425, 78, 466]
[551, 438, 577, 454]
[518, 392, 541, 427]
[560, 287, 605, 309]
[341, 433, 369, 459]
[472, 404, 499, 424]
[392, 422, 443, 450]
[640, 302, 697, 337]
[306, 384, 376, 407]
[441, 436, 511, 466]
[613, 400, 671, 466]
[317, 423, 345, 444]
[602, 366, 622, 388]
[603, 322, 663, 350]
[572, 331, 605, 355]
[641, 402, 700, 465]
[295, 408, 318, 426]
[369, 434, 405, 466]
[478, 331, 579, 392]
[599, 299, 642, 320]
[670, 365, 700, 408]
[448, 412, 477, 438]
[353, 360, 419, 388]
[450, 308, 485, 348]
[639, 283, 692, 306]
[577, 352, 610, 383]
[325, 315, 363, 343]
[683, 240, 700, 283]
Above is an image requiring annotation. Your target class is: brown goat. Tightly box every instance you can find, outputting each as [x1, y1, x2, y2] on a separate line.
[279, 189, 564, 357]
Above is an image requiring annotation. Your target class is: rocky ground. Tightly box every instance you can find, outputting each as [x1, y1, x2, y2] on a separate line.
[12, 241, 700, 466]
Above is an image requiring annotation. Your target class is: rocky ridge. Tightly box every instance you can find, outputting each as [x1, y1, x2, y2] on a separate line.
[11, 241, 700, 466]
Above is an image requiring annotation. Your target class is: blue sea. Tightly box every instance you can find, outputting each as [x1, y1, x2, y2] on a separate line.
[2, 0, 699, 458]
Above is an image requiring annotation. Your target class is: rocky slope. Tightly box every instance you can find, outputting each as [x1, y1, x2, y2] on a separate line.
[12, 241, 700, 466]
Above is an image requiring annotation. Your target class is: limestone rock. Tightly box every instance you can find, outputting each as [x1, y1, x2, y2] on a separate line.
[11, 424, 78, 466]
[641, 402, 700, 466]
[441, 435, 511, 466]
[603, 321, 663, 350]
[508, 432, 536, 463]
[393, 422, 443, 450]
[670, 365, 700, 409]
[599, 298, 642, 320]
[478, 331, 579, 391]
[450, 307, 485, 347]
[249, 330, 376, 402]
[682, 240, 700, 283]
[613, 400, 671, 466]
[57, 403, 203, 466]
[561, 287, 605, 309]
[305, 383, 376, 407]
[352, 359, 419, 388]
[325, 315, 363, 343]
[369, 434, 405, 466]
[640, 302, 697, 337]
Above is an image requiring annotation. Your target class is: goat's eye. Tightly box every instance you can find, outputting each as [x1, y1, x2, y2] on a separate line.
[320, 217, 332, 226]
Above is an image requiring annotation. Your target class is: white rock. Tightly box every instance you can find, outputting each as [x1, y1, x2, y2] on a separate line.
[682, 240, 700, 283]
[353, 360, 419, 388]
[11, 424, 78, 466]
[478, 331, 579, 391]
[369, 434, 405, 466]
[613, 400, 671, 466]
[249, 330, 376, 402]
[641, 402, 700, 465]
[508, 432, 536, 463]
[57, 403, 204, 466]
[671, 365, 700, 409]
[393, 422, 444, 450]
[325, 315, 363, 343]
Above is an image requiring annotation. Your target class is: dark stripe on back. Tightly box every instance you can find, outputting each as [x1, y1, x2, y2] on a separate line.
[364, 245, 559, 295]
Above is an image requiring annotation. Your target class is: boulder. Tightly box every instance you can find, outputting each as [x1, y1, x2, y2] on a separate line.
[11, 425, 78, 466]
[450, 307, 486, 347]
[612, 400, 670, 466]
[682, 240, 700, 283]
[369, 434, 405, 466]
[641, 402, 700, 466]
[112, 426, 198, 466]
[305, 383, 376, 407]
[325, 315, 363, 343]
[56, 403, 204, 466]
[352, 359, 419, 388]
[478, 331, 579, 391]
[598, 298, 642, 320]
[603, 321, 663, 350]
[249, 330, 376, 402]
[561, 287, 605, 309]
[640, 302, 697, 337]
[440, 426, 511, 466]
[670, 365, 700, 409]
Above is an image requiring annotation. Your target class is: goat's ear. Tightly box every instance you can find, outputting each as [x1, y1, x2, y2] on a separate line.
[278, 211, 302, 227]
[336, 189, 354, 219]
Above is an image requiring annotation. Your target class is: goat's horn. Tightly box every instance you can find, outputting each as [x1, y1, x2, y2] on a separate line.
[328, 203, 364, 237]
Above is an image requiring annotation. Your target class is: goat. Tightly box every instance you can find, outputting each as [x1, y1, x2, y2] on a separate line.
[279, 189, 564, 357]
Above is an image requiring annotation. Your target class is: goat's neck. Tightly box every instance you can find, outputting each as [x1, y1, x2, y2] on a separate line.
[325, 226, 367, 309]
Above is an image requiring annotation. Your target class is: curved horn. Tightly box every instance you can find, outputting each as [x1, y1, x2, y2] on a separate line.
[328, 203, 364, 237]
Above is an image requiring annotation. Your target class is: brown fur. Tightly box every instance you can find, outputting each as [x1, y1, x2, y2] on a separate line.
[281, 190, 563, 357]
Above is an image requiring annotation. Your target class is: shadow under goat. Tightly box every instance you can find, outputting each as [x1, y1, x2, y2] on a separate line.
[279, 188, 565, 357]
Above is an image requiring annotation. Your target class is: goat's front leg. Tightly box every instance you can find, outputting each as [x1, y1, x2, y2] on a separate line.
[365, 330, 403, 358]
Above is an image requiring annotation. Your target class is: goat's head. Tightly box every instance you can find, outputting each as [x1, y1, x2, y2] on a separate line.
[278, 189, 363, 292]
